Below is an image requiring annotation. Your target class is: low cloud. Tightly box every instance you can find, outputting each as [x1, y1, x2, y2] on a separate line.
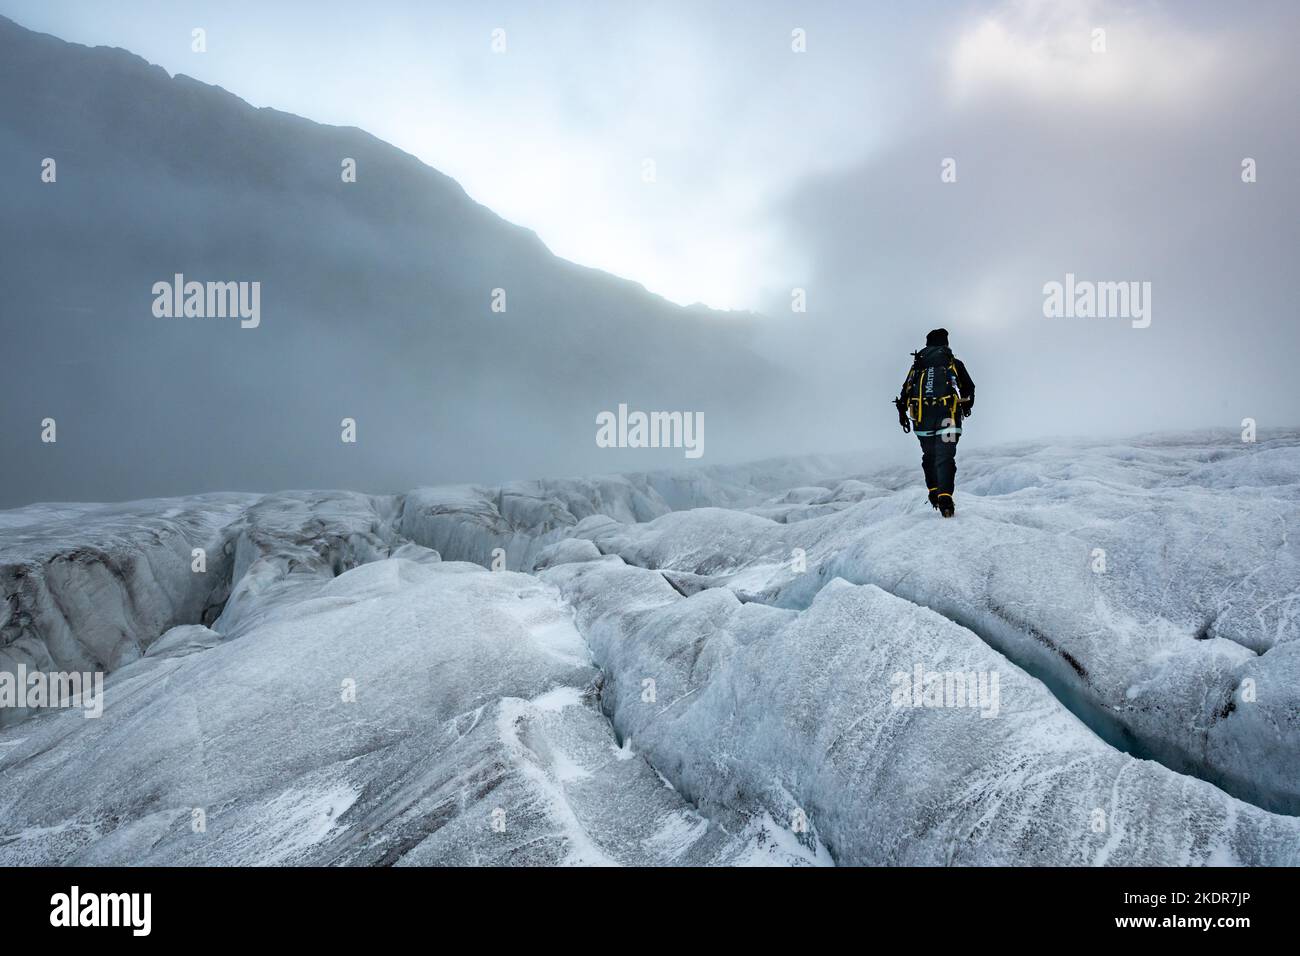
[760, 0, 1300, 451]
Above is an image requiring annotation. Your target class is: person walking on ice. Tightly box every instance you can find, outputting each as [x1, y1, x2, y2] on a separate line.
[894, 328, 975, 518]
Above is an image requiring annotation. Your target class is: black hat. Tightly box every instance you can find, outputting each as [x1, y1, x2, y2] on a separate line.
[925, 328, 949, 347]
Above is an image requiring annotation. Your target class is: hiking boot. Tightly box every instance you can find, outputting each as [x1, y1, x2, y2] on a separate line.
[927, 489, 941, 510]
[937, 493, 955, 518]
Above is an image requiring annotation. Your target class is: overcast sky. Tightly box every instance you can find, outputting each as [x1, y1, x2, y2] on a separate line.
[3, 0, 1296, 453]
[0, 0, 1240, 311]
[2, 1, 1290, 302]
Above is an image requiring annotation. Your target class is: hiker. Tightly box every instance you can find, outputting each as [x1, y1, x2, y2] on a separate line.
[894, 328, 975, 518]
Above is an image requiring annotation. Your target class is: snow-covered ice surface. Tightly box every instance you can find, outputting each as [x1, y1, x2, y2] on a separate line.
[542, 563, 1297, 865]
[1, 431, 1297, 864]
[562, 433, 1300, 818]
[0, 555, 819, 866]
[0, 493, 257, 727]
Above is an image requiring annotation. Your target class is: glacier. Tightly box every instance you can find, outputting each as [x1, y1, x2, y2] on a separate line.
[1, 431, 1297, 865]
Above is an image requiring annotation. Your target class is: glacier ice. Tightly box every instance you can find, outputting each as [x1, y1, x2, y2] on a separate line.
[0, 555, 818, 866]
[542, 559, 1298, 865]
[0, 493, 256, 727]
[553, 433, 1300, 815]
[1, 431, 1297, 864]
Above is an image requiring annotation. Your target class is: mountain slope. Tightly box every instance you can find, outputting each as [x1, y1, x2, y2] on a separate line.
[0, 14, 786, 507]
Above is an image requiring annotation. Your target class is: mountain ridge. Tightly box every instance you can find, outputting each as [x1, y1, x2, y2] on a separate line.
[0, 13, 787, 508]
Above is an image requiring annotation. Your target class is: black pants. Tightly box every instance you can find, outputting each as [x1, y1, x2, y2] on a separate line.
[918, 434, 959, 496]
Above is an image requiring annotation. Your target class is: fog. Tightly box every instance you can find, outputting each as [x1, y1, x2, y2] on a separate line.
[0, 2, 1297, 507]
[0, 14, 792, 507]
[754, 0, 1300, 454]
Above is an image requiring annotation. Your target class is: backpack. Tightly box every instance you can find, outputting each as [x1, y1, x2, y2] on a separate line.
[905, 346, 962, 429]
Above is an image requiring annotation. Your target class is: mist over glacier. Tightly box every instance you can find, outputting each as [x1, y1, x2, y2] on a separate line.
[6, 5, 1298, 511]
[0, 14, 798, 509]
